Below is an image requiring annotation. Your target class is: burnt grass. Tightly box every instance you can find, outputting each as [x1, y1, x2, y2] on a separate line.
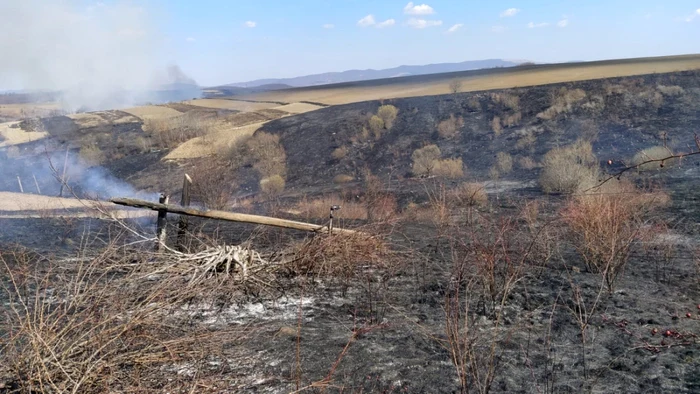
[2, 70, 700, 393]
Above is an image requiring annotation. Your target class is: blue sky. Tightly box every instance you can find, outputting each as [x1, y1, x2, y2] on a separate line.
[154, 0, 700, 85]
[14, 0, 700, 88]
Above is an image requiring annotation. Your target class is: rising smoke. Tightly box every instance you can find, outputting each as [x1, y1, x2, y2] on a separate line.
[0, 0, 200, 112]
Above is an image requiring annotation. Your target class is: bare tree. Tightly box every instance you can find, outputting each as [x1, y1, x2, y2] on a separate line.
[449, 79, 463, 94]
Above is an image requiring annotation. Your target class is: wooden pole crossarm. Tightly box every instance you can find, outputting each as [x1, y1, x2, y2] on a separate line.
[109, 197, 359, 235]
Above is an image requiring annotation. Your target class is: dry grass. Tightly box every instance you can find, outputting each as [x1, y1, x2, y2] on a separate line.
[517, 156, 539, 170]
[369, 115, 385, 139]
[272, 102, 323, 114]
[491, 116, 503, 136]
[377, 105, 398, 129]
[656, 85, 685, 97]
[79, 144, 106, 165]
[122, 105, 182, 120]
[0, 102, 63, 121]
[246, 132, 287, 178]
[191, 160, 237, 209]
[296, 195, 368, 220]
[433, 158, 465, 179]
[164, 122, 262, 160]
[0, 244, 251, 393]
[537, 88, 587, 120]
[333, 174, 355, 184]
[0, 121, 49, 147]
[182, 99, 279, 111]
[232, 55, 700, 105]
[495, 152, 513, 174]
[412, 145, 442, 176]
[331, 146, 349, 159]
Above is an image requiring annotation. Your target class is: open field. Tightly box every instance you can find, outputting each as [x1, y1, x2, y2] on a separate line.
[0, 121, 49, 147]
[122, 105, 184, 120]
[182, 98, 282, 112]
[0, 102, 63, 121]
[237, 54, 700, 105]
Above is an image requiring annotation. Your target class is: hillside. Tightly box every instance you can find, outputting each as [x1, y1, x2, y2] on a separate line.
[227, 59, 523, 88]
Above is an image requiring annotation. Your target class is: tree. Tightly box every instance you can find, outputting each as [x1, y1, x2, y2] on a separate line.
[449, 79, 463, 94]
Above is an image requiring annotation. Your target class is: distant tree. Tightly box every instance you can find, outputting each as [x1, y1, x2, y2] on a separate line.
[377, 105, 399, 129]
[449, 79, 463, 94]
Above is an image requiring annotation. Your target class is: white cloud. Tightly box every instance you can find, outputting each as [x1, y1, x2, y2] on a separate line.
[685, 9, 700, 22]
[185, 37, 196, 42]
[500, 8, 520, 18]
[376, 19, 396, 28]
[447, 23, 463, 33]
[404, 2, 435, 15]
[557, 18, 569, 27]
[527, 22, 549, 28]
[491, 25, 507, 33]
[357, 14, 376, 27]
[244, 21, 256, 28]
[322, 23, 335, 29]
[407, 18, 443, 29]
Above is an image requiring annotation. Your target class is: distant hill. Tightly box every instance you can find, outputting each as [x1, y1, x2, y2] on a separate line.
[204, 84, 293, 98]
[227, 59, 527, 88]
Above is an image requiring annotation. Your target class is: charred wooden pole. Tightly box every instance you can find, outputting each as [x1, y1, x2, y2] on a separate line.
[329, 205, 341, 236]
[110, 197, 359, 235]
[176, 174, 192, 251]
[59, 147, 69, 197]
[156, 194, 170, 251]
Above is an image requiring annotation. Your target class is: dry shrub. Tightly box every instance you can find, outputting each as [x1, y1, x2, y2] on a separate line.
[450, 182, 488, 207]
[517, 156, 537, 169]
[657, 85, 685, 97]
[449, 79, 463, 94]
[246, 131, 287, 178]
[377, 105, 398, 129]
[502, 111, 522, 128]
[79, 144, 106, 165]
[467, 97, 481, 112]
[491, 116, 503, 136]
[539, 140, 598, 194]
[433, 158, 465, 179]
[368, 115, 385, 139]
[490, 92, 520, 111]
[561, 181, 669, 291]
[297, 195, 368, 220]
[632, 146, 676, 171]
[332, 146, 348, 159]
[437, 114, 464, 139]
[362, 170, 398, 223]
[537, 88, 587, 120]
[495, 152, 513, 174]
[290, 232, 390, 281]
[333, 174, 355, 184]
[0, 245, 247, 393]
[412, 144, 442, 176]
[144, 112, 212, 148]
[191, 160, 237, 209]
[516, 131, 537, 150]
[259, 174, 285, 197]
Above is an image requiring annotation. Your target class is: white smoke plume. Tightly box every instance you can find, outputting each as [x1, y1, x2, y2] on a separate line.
[0, 0, 198, 111]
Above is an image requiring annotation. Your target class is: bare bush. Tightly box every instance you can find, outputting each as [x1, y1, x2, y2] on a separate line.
[437, 114, 464, 139]
[144, 113, 212, 148]
[449, 79, 463, 94]
[561, 181, 669, 291]
[246, 131, 287, 178]
[502, 112, 522, 128]
[490, 93, 520, 111]
[451, 182, 488, 207]
[537, 88, 587, 120]
[657, 85, 685, 97]
[517, 156, 538, 170]
[412, 145, 442, 176]
[332, 146, 348, 159]
[191, 160, 237, 209]
[495, 152, 513, 174]
[369, 115, 385, 139]
[632, 146, 677, 171]
[79, 144, 106, 165]
[260, 174, 285, 197]
[539, 140, 598, 194]
[377, 105, 398, 129]
[491, 116, 502, 136]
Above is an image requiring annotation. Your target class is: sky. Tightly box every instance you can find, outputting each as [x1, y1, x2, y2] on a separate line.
[3, 0, 700, 89]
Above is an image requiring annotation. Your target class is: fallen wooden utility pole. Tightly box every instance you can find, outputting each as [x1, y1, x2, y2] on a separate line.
[110, 197, 359, 235]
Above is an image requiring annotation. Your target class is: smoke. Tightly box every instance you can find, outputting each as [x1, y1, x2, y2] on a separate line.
[1, 144, 155, 200]
[0, 0, 199, 111]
